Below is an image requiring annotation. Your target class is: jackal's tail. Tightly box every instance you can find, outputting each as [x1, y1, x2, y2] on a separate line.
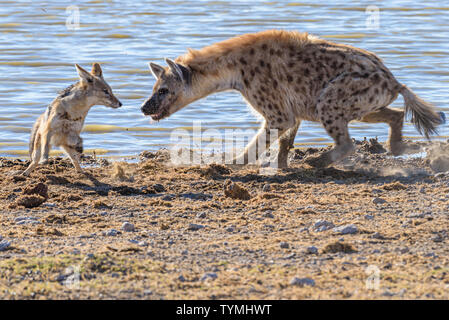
[29, 119, 40, 158]
[400, 85, 442, 139]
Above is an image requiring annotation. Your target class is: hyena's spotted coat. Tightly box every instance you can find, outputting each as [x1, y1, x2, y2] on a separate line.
[142, 30, 442, 168]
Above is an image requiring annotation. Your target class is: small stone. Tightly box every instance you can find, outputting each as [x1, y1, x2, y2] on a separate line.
[290, 277, 315, 287]
[121, 222, 135, 232]
[105, 229, 120, 236]
[178, 275, 186, 282]
[0, 240, 11, 252]
[333, 224, 358, 235]
[262, 184, 271, 192]
[226, 227, 235, 233]
[188, 224, 205, 231]
[197, 212, 207, 219]
[313, 220, 335, 232]
[200, 272, 218, 282]
[372, 197, 386, 205]
[280, 242, 289, 249]
[432, 235, 444, 243]
[365, 215, 374, 220]
[307, 246, 318, 254]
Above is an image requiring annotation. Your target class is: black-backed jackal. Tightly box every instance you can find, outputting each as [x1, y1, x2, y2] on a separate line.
[23, 63, 122, 176]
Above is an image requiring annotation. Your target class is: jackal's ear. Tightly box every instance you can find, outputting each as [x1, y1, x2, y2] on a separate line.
[149, 62, 165, 80]
[165, 58, 191, 85]
[75, 64, 94, 84]
[91, 63, 103, 78]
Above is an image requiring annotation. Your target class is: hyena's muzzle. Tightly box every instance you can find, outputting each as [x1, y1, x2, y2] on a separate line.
[141, 94, 169, 121]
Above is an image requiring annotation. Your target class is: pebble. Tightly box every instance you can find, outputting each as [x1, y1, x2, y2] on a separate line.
[178, 275, 186, 282]
[290, 277, 315, 287]
[372, 197, 386, 205]
[262, 184, 271, 192]
[121, 222, 135, 232]
[200, 272, 218, 282]
[197, 212, 207, 219]
[313, 220, 335, 232]
[280, 242, 289, 249]
[226, 227, 235, 233]
[188, 224, 205, 231]
[432, 235, 444, 243]
[306, 246, 318, 254]
[364, 215, 374, 220]
[333, 224, 358, 235]
[105, 229, 120, 237]
[0, 240, 11, 252]
[14, 216, 41, 225]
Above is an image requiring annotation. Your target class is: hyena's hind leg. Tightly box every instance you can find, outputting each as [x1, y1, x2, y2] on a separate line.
[360, 107, 405, 155]
[306, 71, 400, 168]
[22, 133, 42, 176]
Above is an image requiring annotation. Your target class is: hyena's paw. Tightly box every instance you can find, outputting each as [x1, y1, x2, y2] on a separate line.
[39, 159, 49, 165]
[304, 153, 333, 168]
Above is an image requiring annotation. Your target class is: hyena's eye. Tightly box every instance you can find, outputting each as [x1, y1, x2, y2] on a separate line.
[158, 88, 169, 95]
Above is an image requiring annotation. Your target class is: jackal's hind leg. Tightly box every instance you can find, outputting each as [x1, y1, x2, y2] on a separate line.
[22, 133, 42, 176]
[62, 145, 83, 173]
[360, 107, 405, 155]
[40, 130, 52, 164]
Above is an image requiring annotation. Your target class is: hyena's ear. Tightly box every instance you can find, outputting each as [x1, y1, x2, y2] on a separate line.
[149, 62, 165, 80]
[165, 58, 191, 85]
[75, 64, 94, 84]
[91, 63, 103, 78]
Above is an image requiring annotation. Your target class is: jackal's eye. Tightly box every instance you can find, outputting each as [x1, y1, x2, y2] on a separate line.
[158, 88, 169, 95]
[103, 89, 110, 95]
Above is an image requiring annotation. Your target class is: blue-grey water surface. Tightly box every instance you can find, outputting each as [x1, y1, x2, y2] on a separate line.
[0, 0, 448, 158]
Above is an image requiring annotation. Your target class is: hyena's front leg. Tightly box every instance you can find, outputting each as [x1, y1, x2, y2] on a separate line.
[361, 107, 405, 155]
[278, 121, 301, 167]
[233, 123, 273, 165]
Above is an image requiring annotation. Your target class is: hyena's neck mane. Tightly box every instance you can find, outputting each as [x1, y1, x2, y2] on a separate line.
[176, 30, 313, 96]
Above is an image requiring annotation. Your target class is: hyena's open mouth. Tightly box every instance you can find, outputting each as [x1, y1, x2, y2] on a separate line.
[149, 108, 169, 121]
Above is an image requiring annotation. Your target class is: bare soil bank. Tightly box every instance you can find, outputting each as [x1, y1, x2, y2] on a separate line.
[0, 139, 448, 299]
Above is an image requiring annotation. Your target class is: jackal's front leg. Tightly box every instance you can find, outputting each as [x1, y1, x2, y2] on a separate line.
[62, 134, 84, 173]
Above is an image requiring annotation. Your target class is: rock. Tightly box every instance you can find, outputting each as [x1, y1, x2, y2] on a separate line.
[14, 216, 41, 225]
[121, 222, 135, 232]
[333, 224, 358, 235]
[280, 242, 289, 249]
[364, 215, 374, 220]
[200, 272, 218, 282]
[0, 240, 11, 252]
[16, 195, 46, 208]
[226, 227, 235, 233]
[432, 235, 444, 243]
[313, 220, 335, 232]
[262, 184, 271, 192]
[306, 246, 318, 254]
[23, 182, 48, 199]
[178, 275, 186, 282]
[152, 184, 166, 193]
[223, 179, 251, 200]
[188, 224, 205, 231]
[322, 241, 357, 254]
[197, 212, 207, 219]
[105, 229, 120, 236]
[372, 197, 386, 205]
[290, 277, 315, 287]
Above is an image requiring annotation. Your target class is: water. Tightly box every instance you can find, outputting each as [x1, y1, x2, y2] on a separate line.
[0, 0, 448, 158]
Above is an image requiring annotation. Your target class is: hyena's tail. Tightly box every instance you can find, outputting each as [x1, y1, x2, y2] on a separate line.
[400, 85, 443, 139]
[29, 119, 40, 158]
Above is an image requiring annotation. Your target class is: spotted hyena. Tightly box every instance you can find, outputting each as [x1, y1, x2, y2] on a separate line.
[141, 30, 442, 168]
[23, 63, 122, 176]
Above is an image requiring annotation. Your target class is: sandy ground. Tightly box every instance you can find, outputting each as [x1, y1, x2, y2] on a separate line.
[0, 138, 448, 300]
